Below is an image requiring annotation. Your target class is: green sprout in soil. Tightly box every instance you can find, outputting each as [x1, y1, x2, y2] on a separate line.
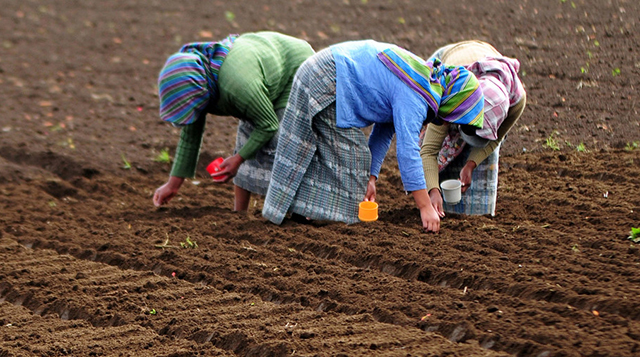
[154, 148, 171, 163]
[543, 131, 560, 151]
[624, 141, 639, 151]
[576, 142, 587, 152]
[224, 10, 235, 22]
[155, 235, 198, 249]
[612, 68, 621, 77]
[121, 153, 131, 170]
[180, 236, 198, 249]
[629, 227, 640, 243]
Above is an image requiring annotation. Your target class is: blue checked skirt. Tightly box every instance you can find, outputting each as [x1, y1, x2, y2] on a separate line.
[262, 48, 371, 224]
[232, 109, 284, 196]
[439, 144, 500, 216]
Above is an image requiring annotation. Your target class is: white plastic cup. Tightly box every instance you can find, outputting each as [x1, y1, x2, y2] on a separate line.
[440, 179, 462, 204]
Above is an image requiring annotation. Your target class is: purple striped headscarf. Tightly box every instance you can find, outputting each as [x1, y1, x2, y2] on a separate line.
[158, 35, 237, 126]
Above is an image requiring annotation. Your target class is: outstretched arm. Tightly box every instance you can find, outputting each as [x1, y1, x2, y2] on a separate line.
[153, 176, 185, 207]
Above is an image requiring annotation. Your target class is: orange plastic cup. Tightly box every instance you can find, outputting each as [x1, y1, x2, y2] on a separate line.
[358, 201, 379, 222]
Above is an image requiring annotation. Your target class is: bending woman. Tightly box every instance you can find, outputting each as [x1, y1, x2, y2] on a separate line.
[420, 40, 526, 217]
[262, 40, 485, 233]
[153, 32, 315, 211]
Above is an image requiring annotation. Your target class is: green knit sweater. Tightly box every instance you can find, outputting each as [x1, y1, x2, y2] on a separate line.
[170, 32, 315, 178]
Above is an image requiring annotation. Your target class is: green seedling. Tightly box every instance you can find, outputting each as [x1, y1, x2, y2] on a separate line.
[612, 68, 621, 77]
[180, 236, 198, 249]
[224, 10, 235, 22]
[576, 142, 586, 152]
[624, 141, 639, 151]
[155, 235, 197, 249]
[629, 227, 640, 243]
[121, 153, 131, 170]
[154, 148, 171, 163]
[543, 131, 560, 151]
[148, 308, 157, 315]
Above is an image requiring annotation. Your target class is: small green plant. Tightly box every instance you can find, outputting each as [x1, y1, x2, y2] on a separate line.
[180, 236, 198, 249]
[148, 308, 157, 315]
[628, 227, 640, 243]
[121, 153, 131, 170]
[155, 235, 197, 249]
[154, 148, 171, 163]
[612, 68, 621, 77]
[576, 142, 586, 152]
[624, 141, 639, 151]
[224, 10, 235, 22]
[543, 131, 560, 151]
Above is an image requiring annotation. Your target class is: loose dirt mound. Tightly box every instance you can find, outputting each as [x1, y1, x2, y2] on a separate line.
[1, 0, 640, 356]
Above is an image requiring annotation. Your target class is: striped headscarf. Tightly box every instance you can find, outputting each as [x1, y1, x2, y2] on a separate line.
[377, 48, 484, 128]
[158, 35, 237, 126]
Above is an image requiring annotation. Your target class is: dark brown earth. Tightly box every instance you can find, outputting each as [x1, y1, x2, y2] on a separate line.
[1, 0, 640, 356]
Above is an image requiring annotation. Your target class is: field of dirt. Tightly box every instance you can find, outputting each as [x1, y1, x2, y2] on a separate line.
[1, 0, 640, 356]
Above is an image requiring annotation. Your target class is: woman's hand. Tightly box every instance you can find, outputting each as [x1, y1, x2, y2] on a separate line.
[211, 154, 245, 183]
[460, 161, 477, 193]
[412, 189, 440, 233]
[419, 205, 441, 233]
[429, 188, 445, 218]
[153, 176, 185, 207]
[364, 175, 377, 202]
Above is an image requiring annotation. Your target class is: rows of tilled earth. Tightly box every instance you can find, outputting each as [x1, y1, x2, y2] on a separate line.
[1, 149, 640, 356]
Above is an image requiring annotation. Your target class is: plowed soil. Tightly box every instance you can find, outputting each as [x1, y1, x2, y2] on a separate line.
[1, 0, 640, 356]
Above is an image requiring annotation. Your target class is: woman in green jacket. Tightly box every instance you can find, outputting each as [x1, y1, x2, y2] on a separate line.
[153, 32, 315, 211]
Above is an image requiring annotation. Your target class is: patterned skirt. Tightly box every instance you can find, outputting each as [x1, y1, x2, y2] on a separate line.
[262, 48, 371, 224]
[439, 144, 500, 216]
[232, 109, 284, 196]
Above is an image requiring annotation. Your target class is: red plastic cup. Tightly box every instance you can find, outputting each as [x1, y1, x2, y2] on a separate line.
[206, 157, 228, 182]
